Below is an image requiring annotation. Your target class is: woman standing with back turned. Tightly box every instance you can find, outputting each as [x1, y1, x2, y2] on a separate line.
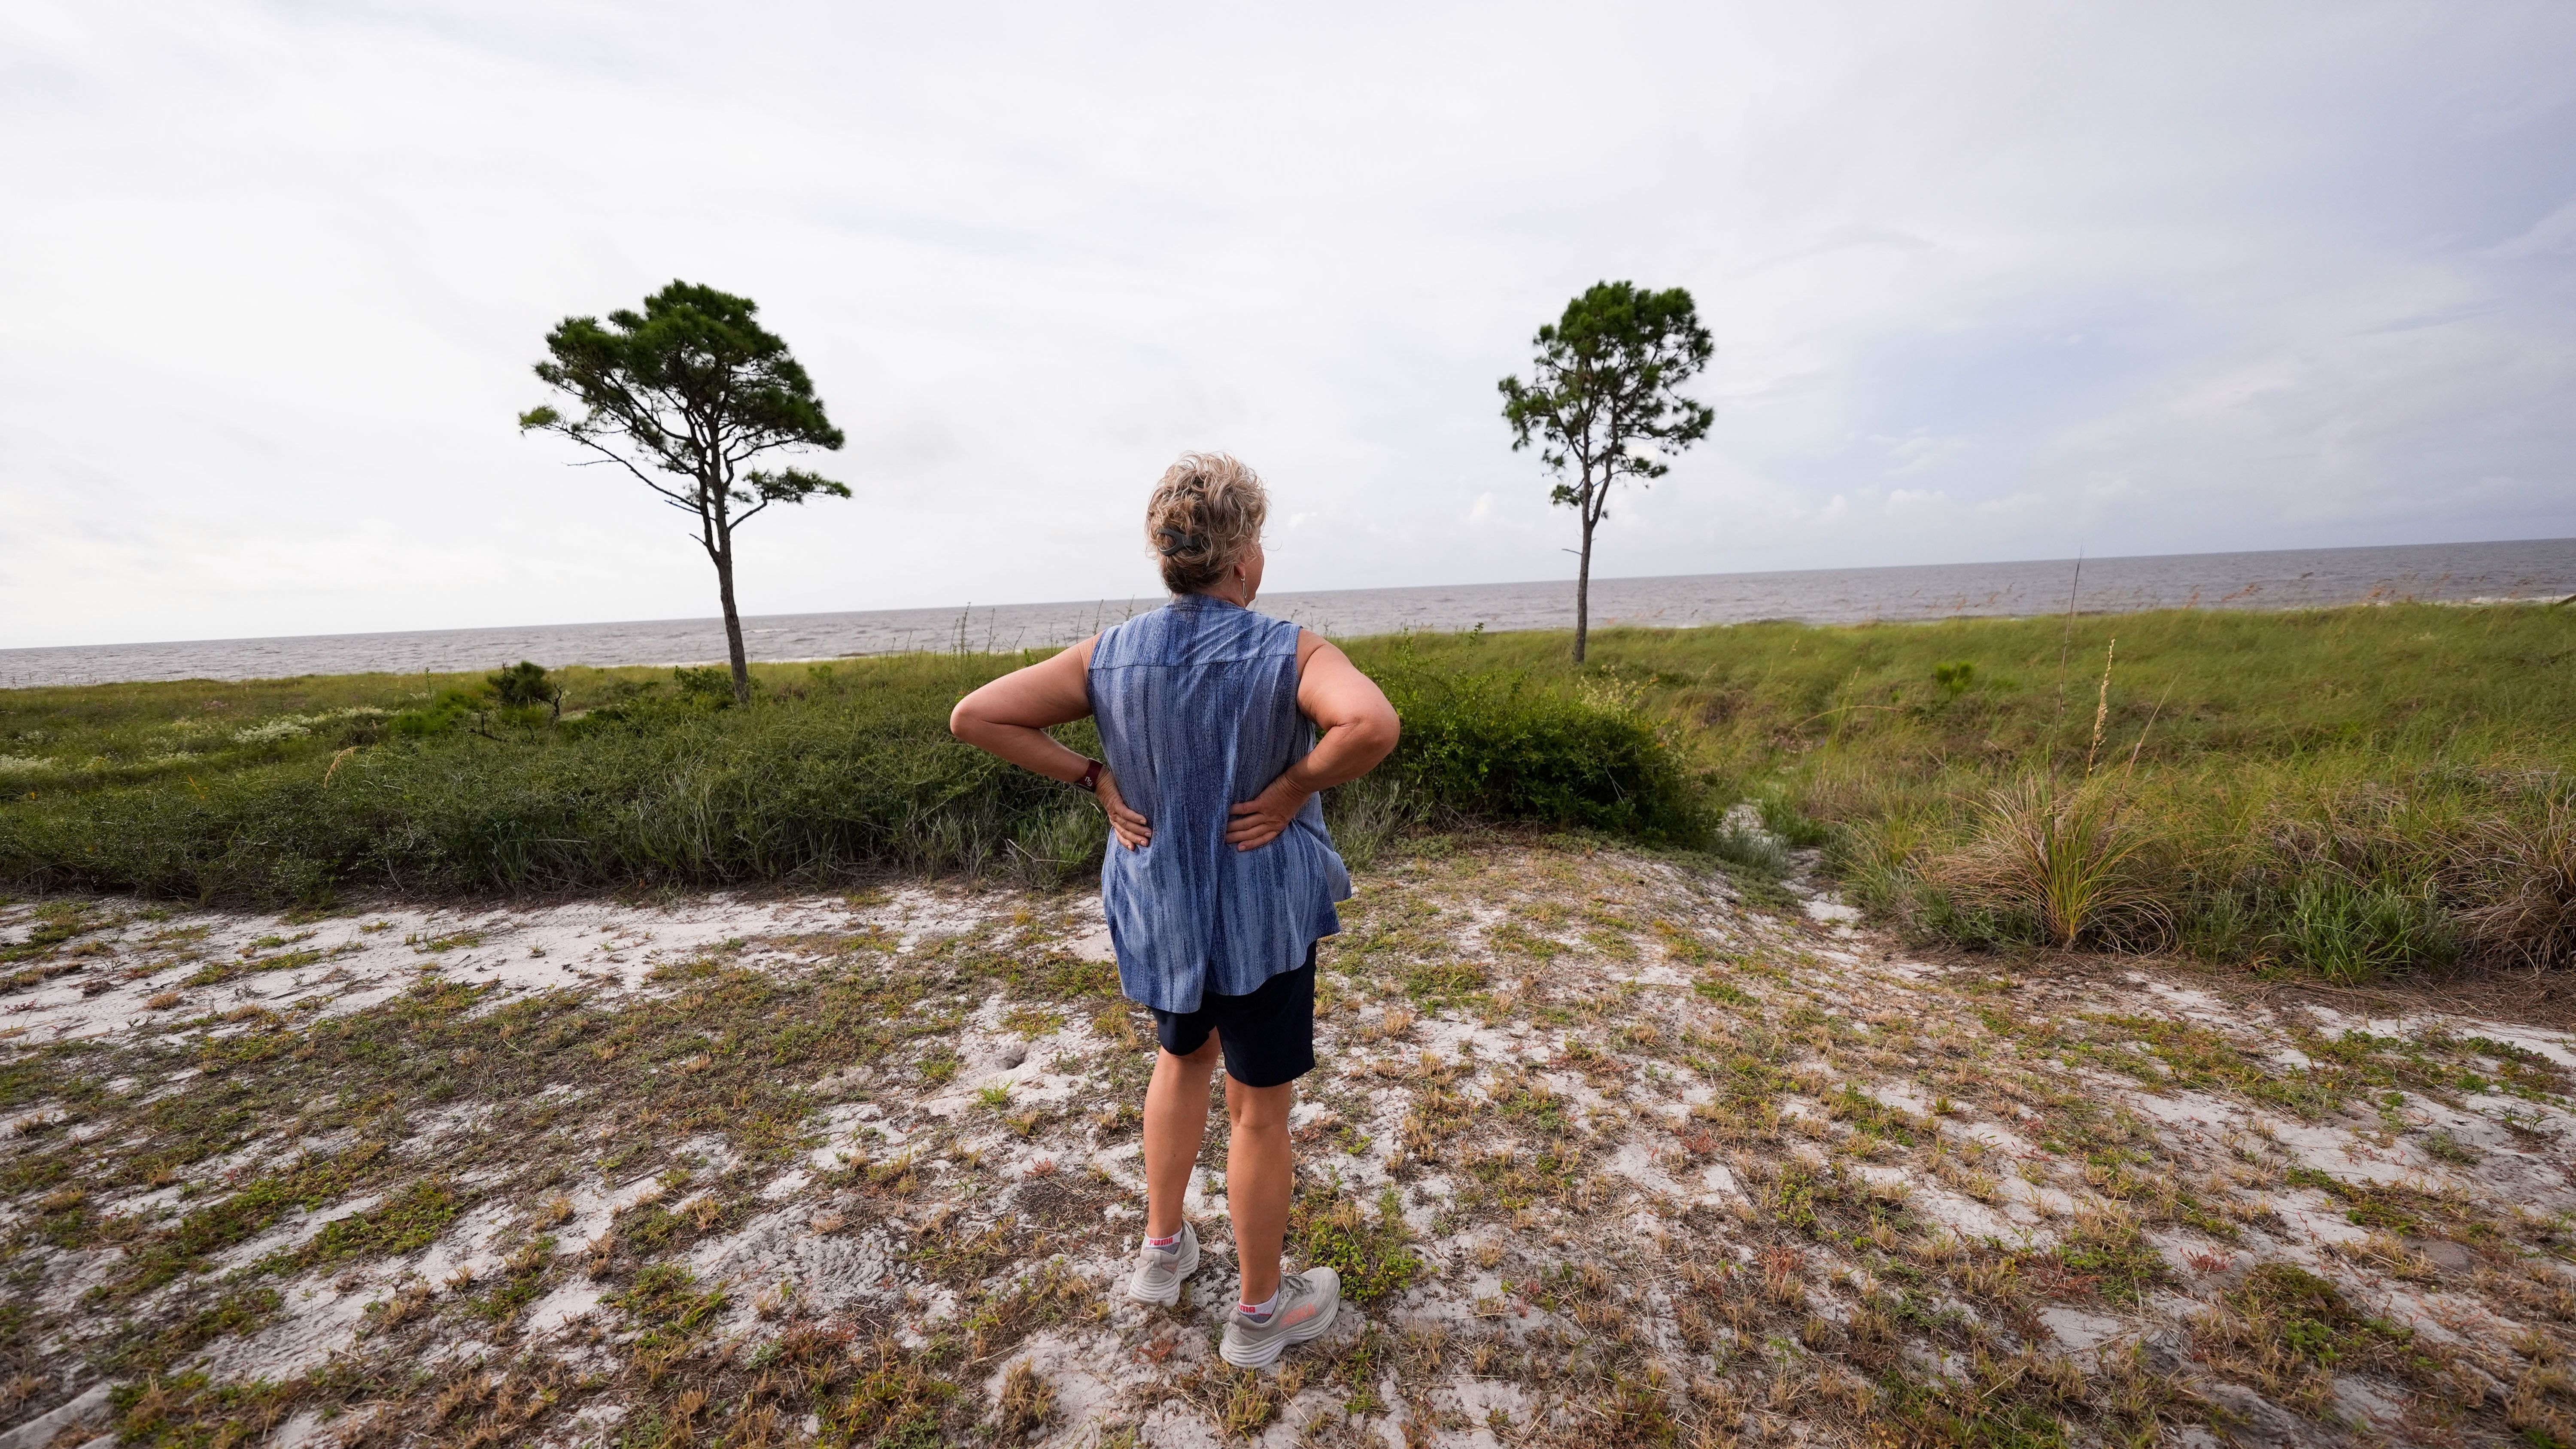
[948, 453, 1399, 1367]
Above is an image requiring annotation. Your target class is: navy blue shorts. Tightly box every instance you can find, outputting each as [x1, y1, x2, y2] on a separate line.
[1153, 943, 1318, 1089]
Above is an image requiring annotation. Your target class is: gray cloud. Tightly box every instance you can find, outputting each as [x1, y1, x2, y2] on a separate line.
[3, 0, 2571, 647]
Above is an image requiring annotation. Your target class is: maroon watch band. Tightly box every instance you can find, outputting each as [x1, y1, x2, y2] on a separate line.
[1075, 759, 1104, 793]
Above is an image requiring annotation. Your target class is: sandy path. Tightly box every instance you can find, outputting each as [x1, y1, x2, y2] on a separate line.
[1, 844, 2570, 1447]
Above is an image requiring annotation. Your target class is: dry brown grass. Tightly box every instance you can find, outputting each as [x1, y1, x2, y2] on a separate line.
[2461, 797, 2576, 970]
[993, 1359, 1053, 1439]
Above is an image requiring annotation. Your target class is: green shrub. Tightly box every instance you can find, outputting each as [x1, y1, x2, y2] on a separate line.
[486, 660, 561, 714]
[671, 665, 737, 707]
[1371, 662, 1707, 845]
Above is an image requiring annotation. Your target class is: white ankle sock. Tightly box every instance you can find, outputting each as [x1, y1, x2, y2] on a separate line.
[1238, 1287, 1278, 1319]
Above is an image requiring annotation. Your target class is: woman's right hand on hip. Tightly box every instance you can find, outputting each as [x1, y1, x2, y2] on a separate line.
[1097, 768, 1152, 851]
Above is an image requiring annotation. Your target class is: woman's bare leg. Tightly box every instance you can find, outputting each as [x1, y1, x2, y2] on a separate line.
[1224, 1077, 1297, 1305]
[1142, 1038, 1221, 1239]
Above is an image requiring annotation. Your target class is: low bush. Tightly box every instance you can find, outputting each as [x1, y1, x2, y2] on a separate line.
[1367, 656, 1709, 846]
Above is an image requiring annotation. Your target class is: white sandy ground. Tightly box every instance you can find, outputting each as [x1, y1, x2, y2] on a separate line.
[2, 844, 2573, 1447]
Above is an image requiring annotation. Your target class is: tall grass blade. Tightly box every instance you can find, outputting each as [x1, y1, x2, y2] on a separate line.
[2084, 639, 2115, 778]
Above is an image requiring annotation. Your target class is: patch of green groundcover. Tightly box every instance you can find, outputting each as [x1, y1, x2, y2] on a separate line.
[0, 650, 1713, 904]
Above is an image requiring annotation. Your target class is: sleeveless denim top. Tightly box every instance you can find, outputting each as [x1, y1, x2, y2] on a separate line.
[1088, 595, 1350, 1013]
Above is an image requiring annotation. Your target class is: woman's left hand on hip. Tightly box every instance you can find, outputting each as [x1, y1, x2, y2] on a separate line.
[1224, 781, 1309, 851]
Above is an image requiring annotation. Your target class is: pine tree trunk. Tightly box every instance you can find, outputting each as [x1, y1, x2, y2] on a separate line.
[715, 546, 751, 706]
[1574, 509, 1595, 664]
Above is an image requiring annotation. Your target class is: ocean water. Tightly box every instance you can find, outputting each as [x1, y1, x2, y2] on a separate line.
[6, 537, 2570, 689]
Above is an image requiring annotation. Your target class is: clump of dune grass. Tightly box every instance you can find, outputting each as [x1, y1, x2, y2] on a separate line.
[2458, 795, 2576, 971]
[1322, 775, 1420, 872]
[2267, 872, 2456, 983]
[1934, 778, 2172, 950]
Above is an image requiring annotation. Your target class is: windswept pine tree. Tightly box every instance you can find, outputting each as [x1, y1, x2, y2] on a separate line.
[521, 281, 849, 705]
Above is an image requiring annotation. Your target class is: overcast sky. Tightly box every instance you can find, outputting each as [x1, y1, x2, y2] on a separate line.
[4, 1, 2572, 649]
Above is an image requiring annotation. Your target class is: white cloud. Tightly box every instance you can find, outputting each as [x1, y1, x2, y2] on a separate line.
[2485, 199, 2576, 259]
[1, 0, 2572, 647]
[1878, 434, 1971, 477]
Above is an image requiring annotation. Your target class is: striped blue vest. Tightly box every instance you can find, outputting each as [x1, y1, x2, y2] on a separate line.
[1088, 595, 1350, 1012]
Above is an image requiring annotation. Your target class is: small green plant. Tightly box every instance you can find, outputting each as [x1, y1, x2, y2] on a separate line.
[280, 1179, 457, 1271]
[999, 1005, 1064, 1039]
[611, 1261, 729, 1337]
[1694, 977, 1756, 1006]
[1292, 1185, 1421, 1304]
[993, 1359, 1054, 1438]
[1401, 960, 1486, 1006]
[1755, 792, 1833, 848]
[1933, 660, 1977, 697]
[2421, 1130, 2481, 1166]
[2269, 873, 2454, 983]
[2053, 1210, 2166, 1305]
[2232, 1262, 2410, 1369]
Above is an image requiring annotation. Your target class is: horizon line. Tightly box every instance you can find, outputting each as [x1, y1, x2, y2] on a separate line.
[7, 533, 2571, 658]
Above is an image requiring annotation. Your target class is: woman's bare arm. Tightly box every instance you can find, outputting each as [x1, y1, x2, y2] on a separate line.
[1224, 632, 1400, 851]
[948, 639, 1152, 849]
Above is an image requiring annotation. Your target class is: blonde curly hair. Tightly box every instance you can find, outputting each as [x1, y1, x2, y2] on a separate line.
[1145, 453, 1267, 595]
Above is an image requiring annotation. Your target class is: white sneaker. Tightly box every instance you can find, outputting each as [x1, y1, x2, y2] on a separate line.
[1124, 1222, 1199, 1306]
[1219, 1267, 1341, 1368]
